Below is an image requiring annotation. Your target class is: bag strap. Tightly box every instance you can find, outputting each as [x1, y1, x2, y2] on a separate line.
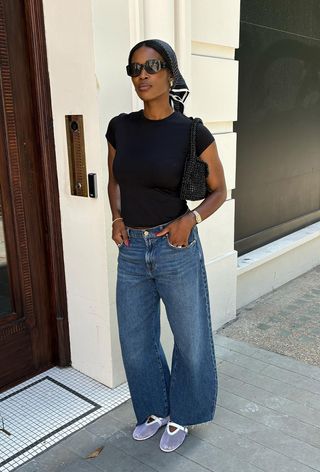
[189, 117, 203, 158]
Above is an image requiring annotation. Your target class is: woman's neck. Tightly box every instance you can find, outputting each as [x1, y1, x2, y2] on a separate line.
[142, 103, 174, 121]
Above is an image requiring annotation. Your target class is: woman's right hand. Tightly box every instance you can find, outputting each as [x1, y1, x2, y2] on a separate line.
[112, 219, 129, 247]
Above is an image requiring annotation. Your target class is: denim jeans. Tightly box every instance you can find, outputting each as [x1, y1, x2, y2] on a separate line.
[116, 219, 218, 427]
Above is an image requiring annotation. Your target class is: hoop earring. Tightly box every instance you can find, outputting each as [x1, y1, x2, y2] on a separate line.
[169, 78, 174, 89]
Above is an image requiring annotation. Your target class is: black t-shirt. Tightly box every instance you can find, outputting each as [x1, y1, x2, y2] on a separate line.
[105, 109, 215, 227]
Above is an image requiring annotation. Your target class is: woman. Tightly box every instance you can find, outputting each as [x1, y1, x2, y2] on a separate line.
[106, 38, 227, 452]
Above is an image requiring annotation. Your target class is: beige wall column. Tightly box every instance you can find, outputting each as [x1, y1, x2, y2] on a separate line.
[190, 0, 241, 329]
[42, 0, 115, 386]
[174, 0, 192, 114]
[91, 0, 133, 386]
[143, 0, 175, 44]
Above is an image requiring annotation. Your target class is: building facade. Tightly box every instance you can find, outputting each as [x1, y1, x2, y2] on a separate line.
[0, 0, 319, 392]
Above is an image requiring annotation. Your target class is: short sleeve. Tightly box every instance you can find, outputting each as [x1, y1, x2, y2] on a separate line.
[105, 116, 117, 149]
[196, 123, 215, 156]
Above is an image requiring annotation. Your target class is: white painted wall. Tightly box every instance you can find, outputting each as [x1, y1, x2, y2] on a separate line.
[43, 0, 241, 387]
[191, 0, 240, 48]
[190, 0, 240, 330]
[90, 0, 132, 385]
[42, 0, 114, 385]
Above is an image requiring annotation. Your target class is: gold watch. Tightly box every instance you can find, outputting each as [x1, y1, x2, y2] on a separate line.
[192, 210, 202, 224]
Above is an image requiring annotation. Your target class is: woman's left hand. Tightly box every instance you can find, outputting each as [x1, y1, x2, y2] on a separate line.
[155, 212, 195, 247]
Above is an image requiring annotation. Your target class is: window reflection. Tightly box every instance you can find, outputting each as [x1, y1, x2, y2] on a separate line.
[0, 186, 12, 315]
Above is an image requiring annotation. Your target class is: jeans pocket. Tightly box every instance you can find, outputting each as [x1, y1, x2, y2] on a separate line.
[165, 232, 197, 250]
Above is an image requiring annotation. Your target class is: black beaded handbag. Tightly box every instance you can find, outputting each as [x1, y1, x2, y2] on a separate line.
[179, 117, 212, 200]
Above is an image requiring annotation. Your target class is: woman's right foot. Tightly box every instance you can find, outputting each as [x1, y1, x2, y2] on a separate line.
[132, 415, 170, 440]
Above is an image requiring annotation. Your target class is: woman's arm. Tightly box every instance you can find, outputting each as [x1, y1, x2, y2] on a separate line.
[186, 140, 227, 223]
[156, 141, 227, 245]
[107, 142, 129, 246]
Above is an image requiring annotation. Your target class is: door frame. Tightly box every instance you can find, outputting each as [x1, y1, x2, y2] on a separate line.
[23, 0, 70, 366]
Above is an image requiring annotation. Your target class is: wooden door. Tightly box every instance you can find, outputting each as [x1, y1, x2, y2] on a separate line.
[0, 0, 70, 391]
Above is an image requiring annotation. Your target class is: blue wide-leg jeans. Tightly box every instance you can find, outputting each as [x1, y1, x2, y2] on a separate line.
[116, 220, 218, 427]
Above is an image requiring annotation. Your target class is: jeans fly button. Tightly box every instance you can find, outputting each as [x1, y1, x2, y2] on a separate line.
[143, 230, 149, 236]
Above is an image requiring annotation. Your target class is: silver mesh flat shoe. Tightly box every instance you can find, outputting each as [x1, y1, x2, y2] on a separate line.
[159, 421, 188, 452]
[132, 415, 170, 441]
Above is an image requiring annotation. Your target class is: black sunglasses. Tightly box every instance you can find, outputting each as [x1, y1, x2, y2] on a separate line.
[126, 59, 168, 77]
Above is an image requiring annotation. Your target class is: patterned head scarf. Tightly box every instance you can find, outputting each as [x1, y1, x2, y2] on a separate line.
[127, 38, 190, 114]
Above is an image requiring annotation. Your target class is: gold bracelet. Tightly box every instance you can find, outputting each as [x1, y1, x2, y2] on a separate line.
[112, 217, 123, 224]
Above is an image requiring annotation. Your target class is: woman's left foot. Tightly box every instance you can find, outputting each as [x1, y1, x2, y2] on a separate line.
[159, 421, 188, 452]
